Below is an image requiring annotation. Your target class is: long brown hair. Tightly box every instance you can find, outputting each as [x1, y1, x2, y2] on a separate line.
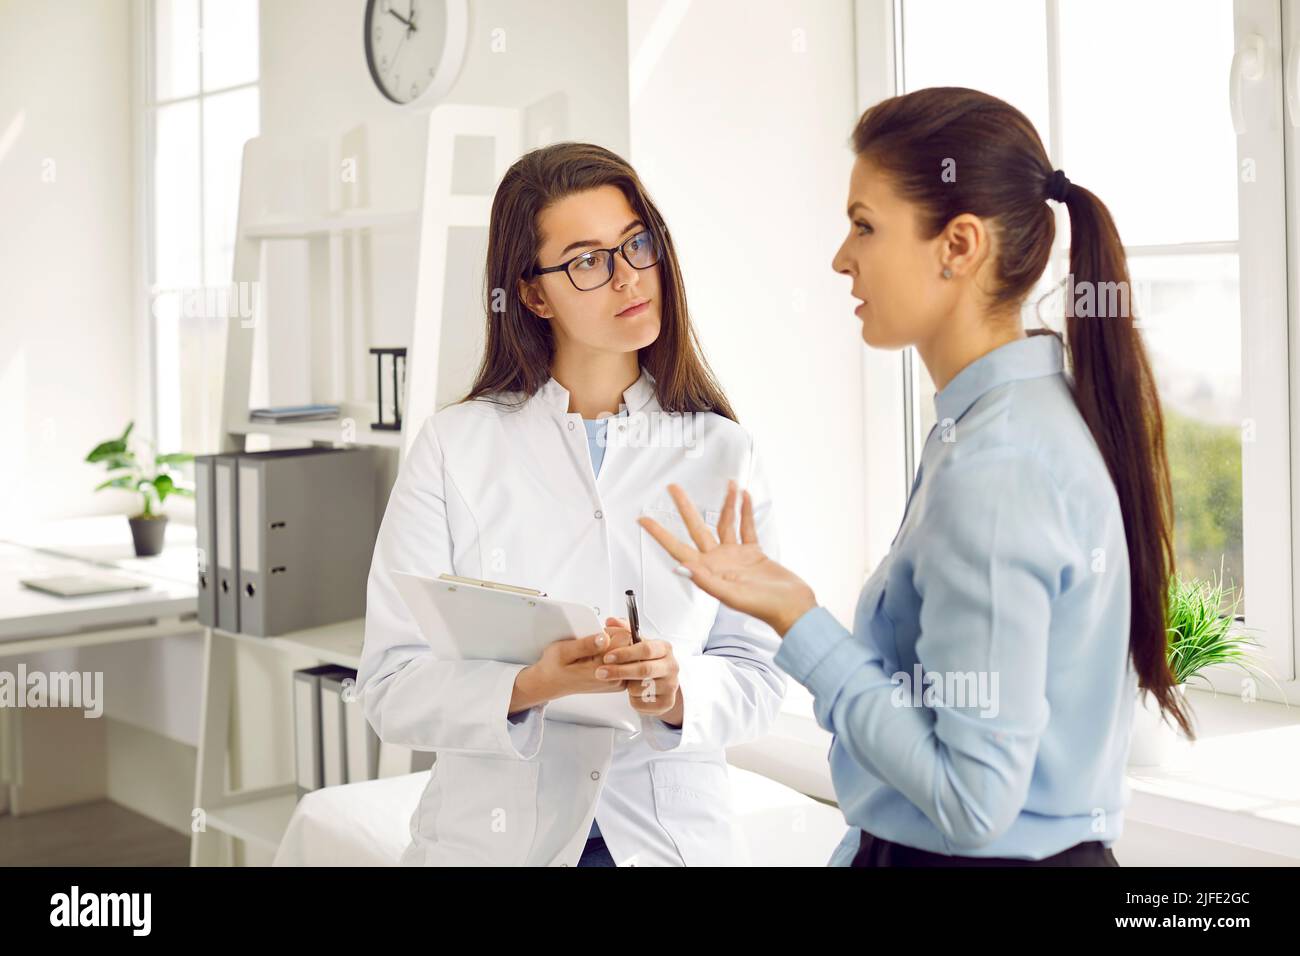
[852, 87, 1192, 739]
[462, 142, 736, 421]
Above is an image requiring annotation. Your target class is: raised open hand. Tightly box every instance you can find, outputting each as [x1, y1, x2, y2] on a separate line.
[636, 480, 817, 636]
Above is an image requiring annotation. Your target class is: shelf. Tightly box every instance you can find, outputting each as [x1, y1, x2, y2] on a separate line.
[205, 785, 299, 850]
[214, 617, 365, 670]
[230, 414, 405, 449]
[243, 208, 418, 239]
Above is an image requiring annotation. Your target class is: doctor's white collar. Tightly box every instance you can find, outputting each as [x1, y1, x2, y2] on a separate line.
[534, 367, 658, 418]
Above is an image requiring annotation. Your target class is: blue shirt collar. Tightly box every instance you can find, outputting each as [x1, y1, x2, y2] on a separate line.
[933, 332, 1065, 425]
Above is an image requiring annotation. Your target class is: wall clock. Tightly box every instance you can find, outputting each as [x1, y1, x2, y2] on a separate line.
[364, 0, 469, 106]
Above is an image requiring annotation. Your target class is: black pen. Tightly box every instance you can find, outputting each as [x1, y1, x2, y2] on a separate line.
[625, 588, 641, 643]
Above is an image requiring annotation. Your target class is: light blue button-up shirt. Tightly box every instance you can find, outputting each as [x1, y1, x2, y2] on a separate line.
[583, 415, 613, 477]
[581, 410, 623, 844]
[775, 332, 1137, 864]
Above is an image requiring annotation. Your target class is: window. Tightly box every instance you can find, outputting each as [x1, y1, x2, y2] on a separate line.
[145, 0, 260, 464]
[896, 0, 1294, 688]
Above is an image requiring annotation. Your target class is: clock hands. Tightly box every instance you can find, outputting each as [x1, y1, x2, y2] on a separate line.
[375, 0, 423, 100]
[389, 31, 408, 83]
[387, 1, 416, 36]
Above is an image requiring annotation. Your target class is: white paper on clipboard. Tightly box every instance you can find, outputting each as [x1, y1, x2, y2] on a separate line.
[391, 570, 640, 732]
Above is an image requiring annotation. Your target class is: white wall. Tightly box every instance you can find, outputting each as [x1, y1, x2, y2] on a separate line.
[260, 0, 631, 142]
[0, 0, 138, 530]
[627, 0, 869, 645]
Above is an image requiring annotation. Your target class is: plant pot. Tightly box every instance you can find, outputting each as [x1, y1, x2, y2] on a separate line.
[128, 514, 168, 557]
[1127, 684, 1186, 767]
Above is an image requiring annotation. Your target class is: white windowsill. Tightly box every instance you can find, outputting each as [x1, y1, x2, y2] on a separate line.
[728, 687, 1300, 859]
[1124, 688, 1300, 859]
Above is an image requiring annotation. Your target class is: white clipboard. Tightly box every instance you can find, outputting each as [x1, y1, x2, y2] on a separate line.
[391, 570, 640, 732]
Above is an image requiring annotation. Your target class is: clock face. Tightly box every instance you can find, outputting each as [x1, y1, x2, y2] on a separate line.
[364, 0, 465, 105]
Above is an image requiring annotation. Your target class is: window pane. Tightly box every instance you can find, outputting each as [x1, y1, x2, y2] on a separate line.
[1130, 254, 1244, 607]
[154, 0, 200, 100]
[1057, 0, 1237, 246]
[154, 100, 202, 290]
[901, 0, 1051, 147]
[153, 285, 228, 458]
[153, 292, 184, 456]
[178, 300, 229, 457]
[201, 0, 260, 91]
[203, 86, 259, 284]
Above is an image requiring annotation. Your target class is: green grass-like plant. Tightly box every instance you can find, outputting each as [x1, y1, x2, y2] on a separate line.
[1166, 567, 1285, 703]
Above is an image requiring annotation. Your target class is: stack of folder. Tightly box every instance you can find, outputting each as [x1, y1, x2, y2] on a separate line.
[193, 447, 377, 637]
[249, 404, 341, 423]
[293, 665, 431, 793]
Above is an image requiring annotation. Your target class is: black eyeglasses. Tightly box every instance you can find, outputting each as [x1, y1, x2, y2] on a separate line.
[529, 229, 661, 291]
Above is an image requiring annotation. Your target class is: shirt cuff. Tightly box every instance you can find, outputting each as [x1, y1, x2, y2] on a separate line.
[504, 706, 546, 758]
[773, 605, 870, 701]
[496, 664, 546, 759]
[640, 714, 684, 751]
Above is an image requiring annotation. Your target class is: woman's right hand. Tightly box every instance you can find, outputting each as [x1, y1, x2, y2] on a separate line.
[509, 619, 634, 712]
[638, 480, 818, 636]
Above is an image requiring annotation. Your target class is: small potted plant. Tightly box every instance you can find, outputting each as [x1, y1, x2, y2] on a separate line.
[86, 421, 194, 557]
[1129, 568, 1283, 766]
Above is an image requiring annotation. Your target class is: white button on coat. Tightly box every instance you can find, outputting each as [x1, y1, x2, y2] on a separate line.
[359, 368, 787, 866]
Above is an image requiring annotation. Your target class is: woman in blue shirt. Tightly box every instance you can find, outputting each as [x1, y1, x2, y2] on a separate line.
[631, 87, 1195, 866]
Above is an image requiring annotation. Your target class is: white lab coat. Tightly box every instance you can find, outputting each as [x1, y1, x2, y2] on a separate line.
[358, 367, 786, 866]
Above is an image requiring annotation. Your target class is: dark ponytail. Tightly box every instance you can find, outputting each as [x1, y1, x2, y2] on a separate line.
[852, 87, 1194, 740]
[1059, 184, 1191, 738]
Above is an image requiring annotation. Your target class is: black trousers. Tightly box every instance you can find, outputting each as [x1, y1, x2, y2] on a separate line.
[851, 829, 1119, 867]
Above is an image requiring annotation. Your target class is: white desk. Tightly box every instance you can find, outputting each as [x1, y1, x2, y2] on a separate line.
[0, 540, 197, 651]
[0, 516, 200, 817]
[1, 516, 197, 649]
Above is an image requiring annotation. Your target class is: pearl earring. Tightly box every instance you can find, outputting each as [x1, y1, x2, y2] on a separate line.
[941, 267, 953, 279]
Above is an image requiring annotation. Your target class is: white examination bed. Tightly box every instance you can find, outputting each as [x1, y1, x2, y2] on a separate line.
[273, 764, 848, 866]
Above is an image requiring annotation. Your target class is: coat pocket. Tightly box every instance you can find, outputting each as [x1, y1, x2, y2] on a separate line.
[414, 752, 540, 866]
[639, 505, 721, 642]
[649, 758, 736, 866]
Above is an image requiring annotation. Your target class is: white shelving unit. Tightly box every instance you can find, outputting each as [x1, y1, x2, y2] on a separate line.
[190, 620, 364, 865]
[191, 105, 520, 866]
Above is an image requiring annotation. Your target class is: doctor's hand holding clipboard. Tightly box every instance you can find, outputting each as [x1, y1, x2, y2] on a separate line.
[509, 611, 683, 730]
[507, 620, 634, 713]
[588, 595, 686, 729]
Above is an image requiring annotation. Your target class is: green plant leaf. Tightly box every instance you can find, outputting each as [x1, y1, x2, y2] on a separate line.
[153, 473, 175, 503]
[94, 476, 136, 492]
[86, 438, 128, 463]
[102, 452, 138, 472]
[155, 451, 193, 466]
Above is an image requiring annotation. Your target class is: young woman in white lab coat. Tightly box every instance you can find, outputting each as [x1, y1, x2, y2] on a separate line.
[358, 142, 786, 867]
[640, 87, 1196, 866]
